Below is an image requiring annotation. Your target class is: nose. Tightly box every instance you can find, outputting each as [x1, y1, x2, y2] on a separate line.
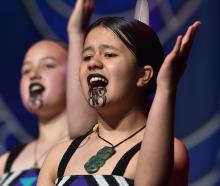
[29, 67, 41, 80]
[87, 56, 103, 71]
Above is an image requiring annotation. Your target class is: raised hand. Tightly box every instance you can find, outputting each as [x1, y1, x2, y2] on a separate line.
[157, 21, 201, 91]
[67, 0, 94, 35]
[66, 0, 97, 138]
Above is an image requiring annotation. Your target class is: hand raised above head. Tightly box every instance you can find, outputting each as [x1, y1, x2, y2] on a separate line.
[67, 0, 94, 35]
[156, 21, 201, 91]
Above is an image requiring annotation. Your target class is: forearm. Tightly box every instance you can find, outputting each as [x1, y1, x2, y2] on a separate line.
[135, 88, 176, 186]
[67, 34, 97, 138]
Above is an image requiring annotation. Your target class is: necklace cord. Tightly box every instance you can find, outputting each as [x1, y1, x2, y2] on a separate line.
[97, 125, 146, 148]
[84, 125, 145, 173]
[33, 135, 69, 168]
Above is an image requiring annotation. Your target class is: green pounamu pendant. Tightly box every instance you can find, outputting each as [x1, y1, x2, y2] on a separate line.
[84, 146, 116, 173]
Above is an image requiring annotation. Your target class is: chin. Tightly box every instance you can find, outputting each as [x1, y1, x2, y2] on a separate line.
[30, 109, 55, 119]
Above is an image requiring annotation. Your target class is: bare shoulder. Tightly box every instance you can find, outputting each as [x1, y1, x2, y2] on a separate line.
[43, 139, 73, 171]
[171, 138, 189, 186]
[50, 139, 73, 154]
[37, 140, 73, 185]
[174, 138, 189, 172]
[0, 152, 10, 176]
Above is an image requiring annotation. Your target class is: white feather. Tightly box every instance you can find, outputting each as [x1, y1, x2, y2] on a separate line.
[134, 0, 150, 25]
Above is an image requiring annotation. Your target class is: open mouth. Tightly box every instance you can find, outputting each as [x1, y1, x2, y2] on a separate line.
[29, 83, 45, 97]
[87, 73, 108, 88]
[87, 74, 108, 107]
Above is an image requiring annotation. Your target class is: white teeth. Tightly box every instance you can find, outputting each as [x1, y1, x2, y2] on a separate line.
[89, 77, 107, 84]
[31, 85, 42, 92]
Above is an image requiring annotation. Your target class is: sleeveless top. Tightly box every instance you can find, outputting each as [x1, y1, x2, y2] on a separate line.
[0, 145, 39, 186]
[55, 133, 142, 186]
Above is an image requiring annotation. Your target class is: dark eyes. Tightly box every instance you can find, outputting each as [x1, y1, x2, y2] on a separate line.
[104, 53, 118, 58]
[21, 68, 31, 75]
[83, 55, 93, 61]
[43, 63, 56, 68]
[21, 63, 56, 75]
[83, 53, 118, 61]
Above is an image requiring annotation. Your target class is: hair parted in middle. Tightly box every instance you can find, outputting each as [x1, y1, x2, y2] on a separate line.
[85, 17, 164, 95]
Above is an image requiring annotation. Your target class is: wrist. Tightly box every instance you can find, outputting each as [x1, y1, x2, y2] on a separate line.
[156, 80, 178, 93]
[156, 85, 177, 97]
[68, 30, 85, 39]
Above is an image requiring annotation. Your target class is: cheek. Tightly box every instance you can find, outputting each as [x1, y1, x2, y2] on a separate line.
[109, 63, 136, 87]
[50, 74, 66, 93]
[43, 71, 66, 100]
[19, 78, 29, 103]
[109, 69, 138, 101]
[19, 78, 29, 110]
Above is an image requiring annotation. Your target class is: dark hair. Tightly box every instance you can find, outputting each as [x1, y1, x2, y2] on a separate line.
[86, 17, 164, 96]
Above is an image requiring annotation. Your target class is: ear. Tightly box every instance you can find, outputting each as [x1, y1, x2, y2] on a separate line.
[137, 65, 153, 87]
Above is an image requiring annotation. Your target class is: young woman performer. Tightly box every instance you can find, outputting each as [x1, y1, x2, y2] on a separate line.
[0, 40, 69, 185]
[38, 0, 200, 185]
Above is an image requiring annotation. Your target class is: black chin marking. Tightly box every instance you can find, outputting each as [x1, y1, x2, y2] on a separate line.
[28, 95, 43, 109]
[88, 87, 107, 107]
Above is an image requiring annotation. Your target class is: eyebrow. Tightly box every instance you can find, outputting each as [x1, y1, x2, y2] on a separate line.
[23, 56, 58, 65]
[39, 56, 58, 62]
[83, 44, 120, 53]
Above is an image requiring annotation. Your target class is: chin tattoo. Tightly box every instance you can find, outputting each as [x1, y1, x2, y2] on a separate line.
[87, 73, 108, 107]
[88, 87, 107, 107]
[28, 83, 45, 109]
[29, 95, 43, 109]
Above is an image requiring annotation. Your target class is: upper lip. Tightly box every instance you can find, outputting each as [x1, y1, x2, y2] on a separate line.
[87, 73, 108, 88]
[29, 82, 45, 96]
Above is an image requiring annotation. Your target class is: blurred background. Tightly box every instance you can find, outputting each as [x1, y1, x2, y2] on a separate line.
[0, 0, 219, 185]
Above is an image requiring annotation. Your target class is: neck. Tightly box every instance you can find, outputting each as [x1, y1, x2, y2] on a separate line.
[97, 106, 147, 143]
[37, 110, 69, 142]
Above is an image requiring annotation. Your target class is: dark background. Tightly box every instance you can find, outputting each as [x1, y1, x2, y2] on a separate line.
[0, 0, 219, 185]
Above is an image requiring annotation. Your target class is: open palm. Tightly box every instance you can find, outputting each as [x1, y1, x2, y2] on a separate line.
[157, 21, 201, 91]
[67, 0, 94, 34]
